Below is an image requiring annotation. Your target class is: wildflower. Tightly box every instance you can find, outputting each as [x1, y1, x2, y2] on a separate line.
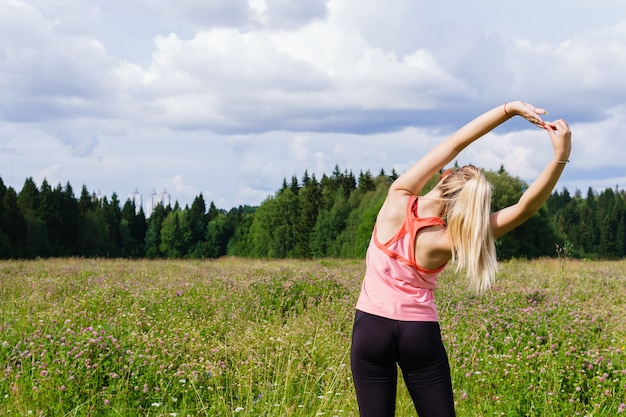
[104, 399, 110, 405]
[151, 402, 161, 407]
[60, 385, 66, 391]
[618, 403, 625, 413]
[234, 407, 244, 412]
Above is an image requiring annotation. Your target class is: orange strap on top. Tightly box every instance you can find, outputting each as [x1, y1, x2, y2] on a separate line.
[374, 196, 446, 274]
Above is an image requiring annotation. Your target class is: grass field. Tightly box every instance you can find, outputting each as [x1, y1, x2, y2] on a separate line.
[0, 257, 625, 416]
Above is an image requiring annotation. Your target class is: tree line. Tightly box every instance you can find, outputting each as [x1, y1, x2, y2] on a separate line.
[0, 166, 624, 260]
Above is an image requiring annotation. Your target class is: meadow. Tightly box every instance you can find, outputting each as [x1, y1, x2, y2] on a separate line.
[0, 257, 624, 416]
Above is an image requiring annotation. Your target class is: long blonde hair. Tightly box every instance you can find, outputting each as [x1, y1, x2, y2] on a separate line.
[438, 165, 497, 295]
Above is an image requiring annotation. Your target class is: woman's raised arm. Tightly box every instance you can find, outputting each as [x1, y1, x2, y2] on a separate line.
[389, 101, 547, 197]
[490, 118, 572, 239]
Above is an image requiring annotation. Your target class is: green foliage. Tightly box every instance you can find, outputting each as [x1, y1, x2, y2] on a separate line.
[1, 166, 626, 261]
[548, 186, 626, 259]
[331, 182, 386, 258]
[120, 200, 147, 258]
[160, 211, 192, 259]
[486, 168, 563, 259]
[247, 194, 284, 258]
[226, 207, 256, 256]
[310, 191, 350, 258]
[202, 213, 232, 258]
[1, 187, 27, 257]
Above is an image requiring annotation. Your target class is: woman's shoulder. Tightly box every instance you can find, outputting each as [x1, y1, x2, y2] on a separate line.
[414, 226, 451, 270]
[375, 193, 413, 244]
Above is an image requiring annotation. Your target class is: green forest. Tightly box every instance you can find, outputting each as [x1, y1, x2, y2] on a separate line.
[0, 165, 624, 260]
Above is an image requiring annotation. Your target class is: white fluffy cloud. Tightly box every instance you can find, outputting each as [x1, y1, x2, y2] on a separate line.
[1, 0, 625, 210]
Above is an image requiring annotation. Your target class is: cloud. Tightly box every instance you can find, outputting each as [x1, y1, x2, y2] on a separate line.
[567, 104, 626, 170]
[506, 23, 626, 119]
[0, 2, 120, 128]
[170, 0, 252, 28]
[259, 0, 328, 29]
[112, 19, 473, 134]
[1, 0, 625, 210]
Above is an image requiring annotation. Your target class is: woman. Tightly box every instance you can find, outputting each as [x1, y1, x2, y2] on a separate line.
[350, 101, 572, 417]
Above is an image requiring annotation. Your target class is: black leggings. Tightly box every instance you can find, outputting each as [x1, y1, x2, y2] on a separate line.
[350, 310, 456, 417]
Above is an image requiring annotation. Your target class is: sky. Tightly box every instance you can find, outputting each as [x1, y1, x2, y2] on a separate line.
[1, 0, 625, 212]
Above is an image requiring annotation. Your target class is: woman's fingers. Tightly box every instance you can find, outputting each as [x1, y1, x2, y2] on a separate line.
[544, 119, 572, 157]
[518, 102, 546, 127]
[544, 119, 571, 134]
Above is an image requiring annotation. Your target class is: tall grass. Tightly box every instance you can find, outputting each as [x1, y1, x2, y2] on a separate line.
[0, 257, 624, 416]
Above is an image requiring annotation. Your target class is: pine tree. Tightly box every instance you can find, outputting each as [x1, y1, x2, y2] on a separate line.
[294, 173, 320, 258]
[2, 187, 26, 257]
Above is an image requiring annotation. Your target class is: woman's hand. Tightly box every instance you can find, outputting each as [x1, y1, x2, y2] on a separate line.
[506, 101, 548, 128]
[490, 117, 572, 239]
[544, 119, 572, 161]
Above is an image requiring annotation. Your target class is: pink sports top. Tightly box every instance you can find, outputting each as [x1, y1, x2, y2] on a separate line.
[355, 196, 447, 321]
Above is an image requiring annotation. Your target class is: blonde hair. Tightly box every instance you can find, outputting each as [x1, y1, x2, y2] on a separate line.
[438, 165, 497, 295]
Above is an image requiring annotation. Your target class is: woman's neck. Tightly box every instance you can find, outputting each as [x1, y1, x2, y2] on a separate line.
[419, 188, 445, 218]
